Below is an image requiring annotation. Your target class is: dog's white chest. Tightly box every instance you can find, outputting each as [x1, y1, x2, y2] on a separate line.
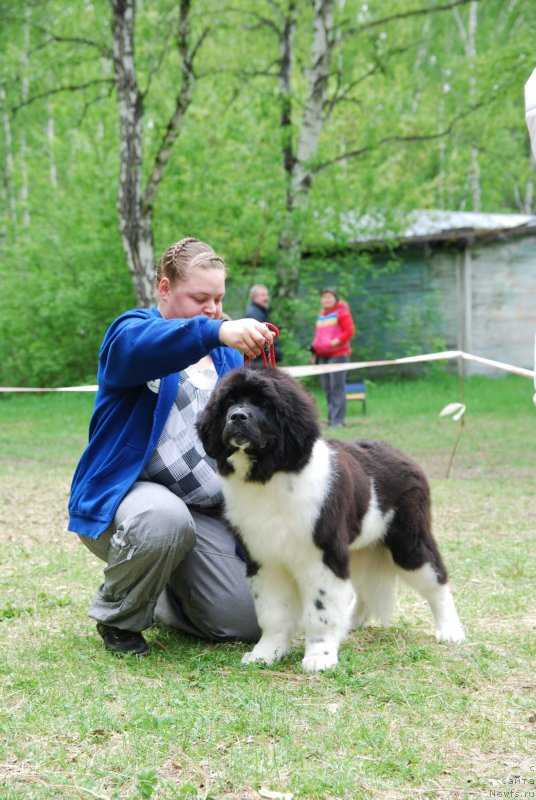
[223, 439, 332, 564]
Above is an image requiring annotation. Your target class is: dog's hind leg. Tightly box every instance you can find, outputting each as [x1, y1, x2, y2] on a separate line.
[385, 488, 465, 643]
[396, 564, 465, 643]
[241, 565, 300, 666]
[349, 548, 397, 629]
[298, 563, 356, 673]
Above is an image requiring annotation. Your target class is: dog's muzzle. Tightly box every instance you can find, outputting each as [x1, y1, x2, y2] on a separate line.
[224, 404, 255, 448]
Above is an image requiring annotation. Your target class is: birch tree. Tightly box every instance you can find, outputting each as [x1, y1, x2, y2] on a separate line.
[47, 100, 58, 189]
[7, 0, 209, 307]
[0, 85, 16, 225]
[276, 0, 334, 303]
[111, 0, 202, 306]
[452, 0, 480, 211]
[257, 0, 481, 310]
[19, 7, 31, 225]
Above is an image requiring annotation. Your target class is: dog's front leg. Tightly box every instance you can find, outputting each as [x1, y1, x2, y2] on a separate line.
[241, 565, 300, 666]
[300, 567, 356, 673]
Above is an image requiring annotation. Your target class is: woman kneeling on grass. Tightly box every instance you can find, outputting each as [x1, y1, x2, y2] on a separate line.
[68, 237, 273, 655]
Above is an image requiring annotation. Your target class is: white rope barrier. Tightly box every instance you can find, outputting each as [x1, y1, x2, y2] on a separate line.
[0, 384, 99, 393]
[283, 350, 535, 380]
[0, 350, 533, 393]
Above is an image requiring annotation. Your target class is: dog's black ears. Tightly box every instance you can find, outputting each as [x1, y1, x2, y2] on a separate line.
[196, 390, 225, 459]
[275, 384, 320, 469]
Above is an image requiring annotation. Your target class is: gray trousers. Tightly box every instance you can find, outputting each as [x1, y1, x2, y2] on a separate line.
[78, 481, 260, 642]
[318, 354, 349, 426]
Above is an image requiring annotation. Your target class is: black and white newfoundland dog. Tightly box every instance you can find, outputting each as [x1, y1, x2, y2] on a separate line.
[197, 366, 465, 672]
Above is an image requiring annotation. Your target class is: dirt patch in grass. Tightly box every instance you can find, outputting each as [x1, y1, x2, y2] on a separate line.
[0, 474, 73, 548]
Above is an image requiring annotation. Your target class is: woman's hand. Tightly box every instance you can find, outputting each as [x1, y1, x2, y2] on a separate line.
[218, 318, 274, 359]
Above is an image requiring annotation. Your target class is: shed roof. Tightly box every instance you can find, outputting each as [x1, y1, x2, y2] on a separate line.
[339, 209, 536, 246]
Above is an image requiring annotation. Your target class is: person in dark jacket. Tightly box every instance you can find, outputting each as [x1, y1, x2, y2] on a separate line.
[245, 284, 282, 363]
[311, 288, 355, 428]
[69, 238, 274, 655]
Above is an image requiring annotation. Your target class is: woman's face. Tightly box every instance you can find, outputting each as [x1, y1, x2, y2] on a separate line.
[320, 291, 337, 310]
[159, 267, 225, 320]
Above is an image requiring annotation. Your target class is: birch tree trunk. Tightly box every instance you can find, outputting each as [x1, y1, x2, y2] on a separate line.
[467, 1, 480, 212]
[110, 0, 197, 307]
[111, 0, 154, 306]
[275, 0, 335, 302]
[453, 0, 480, 211]
[20, 9, 31, 226]
[47, 101, 58, 189]
[0, 86, 16, 224]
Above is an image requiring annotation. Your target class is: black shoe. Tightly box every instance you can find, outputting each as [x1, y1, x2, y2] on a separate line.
[96, 623, 150, 656]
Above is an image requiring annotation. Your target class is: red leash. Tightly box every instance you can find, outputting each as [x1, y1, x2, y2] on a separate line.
[244, 322, 280, 367]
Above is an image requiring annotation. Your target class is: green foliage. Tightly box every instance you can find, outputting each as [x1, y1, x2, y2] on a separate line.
[0, 0, 534, 384]
[0, 196, 133, 387]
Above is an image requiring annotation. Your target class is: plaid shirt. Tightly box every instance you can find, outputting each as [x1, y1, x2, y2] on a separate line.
[140, 364, 223, 507]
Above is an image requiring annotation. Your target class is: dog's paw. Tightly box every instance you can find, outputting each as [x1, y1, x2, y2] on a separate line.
[241, 640, 289, 666]
[302, 651, 339, 673]
[435, 621, 466, 644]
[351, 608, 370, 629]
[302, 645, 339, 672]
[241, 650, 273, 666]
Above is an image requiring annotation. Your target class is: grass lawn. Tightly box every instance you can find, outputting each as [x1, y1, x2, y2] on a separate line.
[0, 371, 535, 800]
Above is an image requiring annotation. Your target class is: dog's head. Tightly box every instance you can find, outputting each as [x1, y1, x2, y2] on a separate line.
[197, 366, 320, 482]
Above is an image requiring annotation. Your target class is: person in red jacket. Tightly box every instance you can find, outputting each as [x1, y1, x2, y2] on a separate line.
[311, 288, 355, 427]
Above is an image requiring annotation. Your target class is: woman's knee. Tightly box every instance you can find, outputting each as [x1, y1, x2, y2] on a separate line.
[116, 483, 196, 554]
[197, 589, 261, 643]
[210, 613, 260, 643]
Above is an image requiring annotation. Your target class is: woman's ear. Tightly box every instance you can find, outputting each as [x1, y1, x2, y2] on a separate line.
[158, 277, 170, 302]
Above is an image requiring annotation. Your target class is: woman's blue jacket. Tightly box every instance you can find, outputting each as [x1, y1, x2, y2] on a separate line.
[68, 306, 242, 539]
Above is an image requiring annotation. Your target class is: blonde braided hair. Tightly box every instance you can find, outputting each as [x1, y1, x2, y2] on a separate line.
[155, 237, 227, 287]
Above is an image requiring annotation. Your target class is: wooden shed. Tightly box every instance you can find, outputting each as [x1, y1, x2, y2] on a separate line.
[339, 211, 536, 376]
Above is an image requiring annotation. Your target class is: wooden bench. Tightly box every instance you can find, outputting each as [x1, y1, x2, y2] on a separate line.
[345, 381, 367, 414]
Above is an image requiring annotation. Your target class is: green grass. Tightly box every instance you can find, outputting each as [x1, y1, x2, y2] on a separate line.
[1, 372, 535, 800]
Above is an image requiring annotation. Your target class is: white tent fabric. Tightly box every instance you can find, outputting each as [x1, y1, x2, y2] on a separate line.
[526, 69, 536, 402]
[525, 68, 536, 160]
